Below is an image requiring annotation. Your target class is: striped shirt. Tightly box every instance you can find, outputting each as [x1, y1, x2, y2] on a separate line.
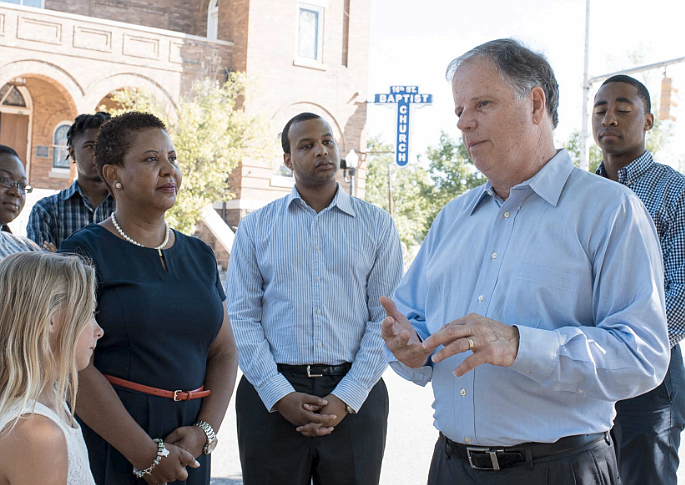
[0, 231, 40, 259]
[597, 150, 685, 347]
[26, 181, 115, 249]
[227, 184, 403, 412]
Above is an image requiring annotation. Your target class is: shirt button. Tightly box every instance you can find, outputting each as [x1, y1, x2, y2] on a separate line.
[491, 252, 497, 260]
[577, 389, 584, 394]
[315, 246, 320, 250]
[318, 341, 323, 347]
[627, 181, 633, 186]
[316, 276, 321, 282]
[504, 212, 510, 218]
[460, 388, 467, 397]
[316, 309, 321, 315]
[464, 436, 471, 443]
[478, 295, 484, 302]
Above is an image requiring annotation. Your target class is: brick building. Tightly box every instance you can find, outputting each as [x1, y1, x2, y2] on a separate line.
[0, 0, 370, 228]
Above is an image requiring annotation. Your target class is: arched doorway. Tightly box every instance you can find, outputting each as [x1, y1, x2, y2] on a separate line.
[0, 82, 33, 169]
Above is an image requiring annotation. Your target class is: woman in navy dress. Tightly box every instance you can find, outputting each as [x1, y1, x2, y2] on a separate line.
[60, 112, 238, 485]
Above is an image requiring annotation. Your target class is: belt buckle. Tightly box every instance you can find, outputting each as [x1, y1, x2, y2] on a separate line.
[466, 446, 503, 471]
[173, 390, 182, 401]
[306, 365, 323, 378]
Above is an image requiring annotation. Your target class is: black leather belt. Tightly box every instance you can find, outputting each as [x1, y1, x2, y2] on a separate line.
[277, 363, 352, 377]
[440, 431, 608, 471]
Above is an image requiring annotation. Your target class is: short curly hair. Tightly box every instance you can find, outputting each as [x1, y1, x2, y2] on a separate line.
[67, 112, 111, 147]
[94, 111, 166, 191]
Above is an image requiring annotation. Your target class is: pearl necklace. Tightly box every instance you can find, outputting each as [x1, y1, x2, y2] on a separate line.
[111, 212, 170, 257]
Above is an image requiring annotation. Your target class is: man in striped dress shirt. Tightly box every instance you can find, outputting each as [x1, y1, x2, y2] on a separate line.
[593, 75, 685, 485]
[227, 112, 403, 484]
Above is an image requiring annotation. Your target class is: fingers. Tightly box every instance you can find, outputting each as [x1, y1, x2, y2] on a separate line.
[423, 321, 470, 352]
[296, 423, 334, 437]
[379, 296, 401, 320]
[300, 394, 328, 407]
[164, 428, 184, 444]
[453, 352, 488, 377]
[432, 336, 475, 363]
[302, 403, 324, 412]
[175, 446, 198, 468]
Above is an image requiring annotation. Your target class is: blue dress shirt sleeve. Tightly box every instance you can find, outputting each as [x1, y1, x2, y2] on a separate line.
[331, 216, 403, 412]
[227, 219, 295, 411]
[510, 194, 670, 401]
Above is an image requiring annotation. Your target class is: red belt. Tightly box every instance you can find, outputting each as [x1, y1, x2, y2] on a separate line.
[104, 374, 211, 401]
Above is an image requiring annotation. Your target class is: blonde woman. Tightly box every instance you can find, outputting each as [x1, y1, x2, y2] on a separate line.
[0, 252, 104, 485]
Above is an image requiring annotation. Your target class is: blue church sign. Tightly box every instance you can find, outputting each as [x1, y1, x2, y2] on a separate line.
[374, 86, 433, 167]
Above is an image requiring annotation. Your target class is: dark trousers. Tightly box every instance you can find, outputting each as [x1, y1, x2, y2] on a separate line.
[236, 373, 389, 485]
[612, 344, 685, 485]
[427, 433, 619, 485]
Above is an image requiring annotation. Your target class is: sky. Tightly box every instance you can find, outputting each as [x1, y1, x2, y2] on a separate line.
[366, 0, 685, 169]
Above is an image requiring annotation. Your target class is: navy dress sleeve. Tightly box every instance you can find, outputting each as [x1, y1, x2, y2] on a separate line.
[59, 224, 224, 485]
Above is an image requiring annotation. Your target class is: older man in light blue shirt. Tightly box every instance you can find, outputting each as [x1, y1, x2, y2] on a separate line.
[381, 39, 669, 485]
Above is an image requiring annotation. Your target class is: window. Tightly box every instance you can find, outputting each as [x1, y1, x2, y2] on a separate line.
[0, 0, 44, 7]
[52, 123, 70, 170]
[296, 5, 324, 63]
[207, 0, 219, 40]
[0, 84, 27, 108]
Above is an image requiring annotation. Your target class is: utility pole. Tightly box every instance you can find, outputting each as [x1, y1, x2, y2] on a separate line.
[387, 163, 393, 217]
[580, 0, 591, 171]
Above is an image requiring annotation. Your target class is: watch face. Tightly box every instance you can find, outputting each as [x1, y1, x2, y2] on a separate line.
[204, 437, 218, 454]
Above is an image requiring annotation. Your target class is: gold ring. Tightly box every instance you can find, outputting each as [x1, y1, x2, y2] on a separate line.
[467, 337, 474, 350]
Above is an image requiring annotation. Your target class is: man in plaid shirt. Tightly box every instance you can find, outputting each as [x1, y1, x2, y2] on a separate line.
[27, 112, 115, 250]
[593, 74, 685, 485]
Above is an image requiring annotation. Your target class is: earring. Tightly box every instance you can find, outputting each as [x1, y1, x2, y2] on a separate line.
[115, 182, 122, 189]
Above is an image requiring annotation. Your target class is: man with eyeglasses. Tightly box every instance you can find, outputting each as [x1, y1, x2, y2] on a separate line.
[0, 145, 40, 259]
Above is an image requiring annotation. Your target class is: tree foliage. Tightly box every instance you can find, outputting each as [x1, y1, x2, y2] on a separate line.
[365, 136, 432, 250]
[104, 74, 273, 233]
[365, 131, 484, 252]
[422, 131, 485, 229]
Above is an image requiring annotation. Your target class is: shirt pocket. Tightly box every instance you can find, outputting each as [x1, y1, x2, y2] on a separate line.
[503, 263, 580, 330]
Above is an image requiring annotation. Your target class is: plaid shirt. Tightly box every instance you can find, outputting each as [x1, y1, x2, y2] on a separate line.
[27, 181, 115, 249]
[597, 150, 685, 347]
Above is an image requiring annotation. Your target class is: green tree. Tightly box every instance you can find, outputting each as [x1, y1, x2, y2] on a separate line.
[105, 74, 273, 234]
[365, 132, 484, 252]
[365, 136, 432, 249]
[422, 131, 485, 229]
[563, 131, 602, 173]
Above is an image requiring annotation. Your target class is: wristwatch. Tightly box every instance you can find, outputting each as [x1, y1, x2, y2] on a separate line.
[193, 420, 218, 454]
[344, 403, 357, 415]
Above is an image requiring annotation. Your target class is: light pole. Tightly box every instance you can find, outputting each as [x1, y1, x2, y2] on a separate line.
[341, 149, 359, 196]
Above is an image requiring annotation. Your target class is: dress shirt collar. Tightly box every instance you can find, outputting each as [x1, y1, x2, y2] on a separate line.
[59, 180, 81, 201]
[286, 182, 356, 217]
[596, 150, 654, 184]
[469, 149, 574, 215]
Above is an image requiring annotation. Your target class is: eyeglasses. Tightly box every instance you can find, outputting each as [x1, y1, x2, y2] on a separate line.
[0, 177, 33, 194]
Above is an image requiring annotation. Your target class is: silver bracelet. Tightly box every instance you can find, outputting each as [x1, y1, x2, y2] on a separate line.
[132, 439, 170, 478]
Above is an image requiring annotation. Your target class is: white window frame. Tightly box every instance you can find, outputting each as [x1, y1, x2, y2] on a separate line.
[294, 2, 326, 69]
[50, 121, 72, 178]
[0, 0, 46, 8]
[207, 0, 219, 40]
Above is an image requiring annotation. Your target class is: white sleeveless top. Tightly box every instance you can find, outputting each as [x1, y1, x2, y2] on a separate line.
[0, 401, 95, 485]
